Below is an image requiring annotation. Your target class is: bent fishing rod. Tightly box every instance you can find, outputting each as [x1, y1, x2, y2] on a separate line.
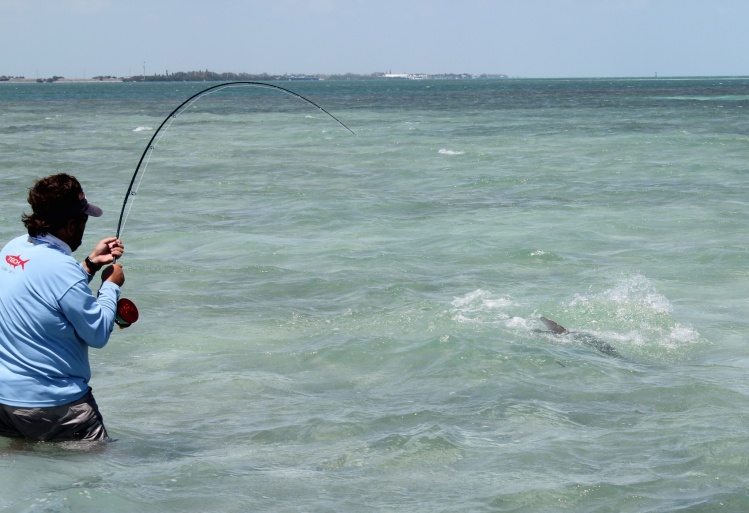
[114, 81, 355, 240]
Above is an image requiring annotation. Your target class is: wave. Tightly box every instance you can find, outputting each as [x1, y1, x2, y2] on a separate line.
[438, 148, 464, 156]
[658, 95, 749, 101]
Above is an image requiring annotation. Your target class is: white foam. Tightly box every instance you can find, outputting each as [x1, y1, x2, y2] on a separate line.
[438, 148, 464, 156]
[133, 126, 153, 132]
[505, 316, 532, 329]
[451, 289, 514, 323]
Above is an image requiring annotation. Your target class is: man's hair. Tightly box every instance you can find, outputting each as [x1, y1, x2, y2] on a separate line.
[22, 173, 86, 237]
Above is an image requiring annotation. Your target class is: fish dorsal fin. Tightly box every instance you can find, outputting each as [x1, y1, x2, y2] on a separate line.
[540, 317, 569, 335]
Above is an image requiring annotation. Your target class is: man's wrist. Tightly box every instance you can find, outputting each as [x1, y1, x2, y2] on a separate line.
[84, 256, 102, 274]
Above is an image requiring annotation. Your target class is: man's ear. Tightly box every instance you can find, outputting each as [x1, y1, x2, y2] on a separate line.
[63, 218, 78, 237]
[58, 217, 83, 242]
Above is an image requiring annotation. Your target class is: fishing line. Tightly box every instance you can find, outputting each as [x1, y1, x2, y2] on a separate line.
[115, 81, 355, 240]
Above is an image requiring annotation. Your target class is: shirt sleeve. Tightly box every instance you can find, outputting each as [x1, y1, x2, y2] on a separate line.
[59, 279, 121, 349]
[81, 263, 95, 284]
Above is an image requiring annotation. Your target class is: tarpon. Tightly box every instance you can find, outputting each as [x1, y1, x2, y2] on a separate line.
[540, 316, 620, 357]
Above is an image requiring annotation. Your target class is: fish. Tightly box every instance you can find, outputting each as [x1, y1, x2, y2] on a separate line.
[540, 316, 620, 357]
[5, 254, 30, 270]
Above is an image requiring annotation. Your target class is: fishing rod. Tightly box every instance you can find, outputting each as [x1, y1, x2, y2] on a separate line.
[115, 81, 355, 240]
[109, 82, 354, 329]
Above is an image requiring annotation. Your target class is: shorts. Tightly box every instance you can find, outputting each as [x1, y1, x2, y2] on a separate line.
[0, 389, 109, 442]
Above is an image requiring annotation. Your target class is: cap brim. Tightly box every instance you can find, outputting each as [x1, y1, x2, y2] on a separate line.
[84, 202, 103, 217]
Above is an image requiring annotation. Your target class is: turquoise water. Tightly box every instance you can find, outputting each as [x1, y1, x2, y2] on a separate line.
[1, 78, 748, 511]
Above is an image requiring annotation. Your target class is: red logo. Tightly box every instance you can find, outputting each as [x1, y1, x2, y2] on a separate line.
[5, 254, 30, 270]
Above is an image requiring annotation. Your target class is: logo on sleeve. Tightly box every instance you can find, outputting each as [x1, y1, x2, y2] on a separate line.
[5, 254, 30, 270]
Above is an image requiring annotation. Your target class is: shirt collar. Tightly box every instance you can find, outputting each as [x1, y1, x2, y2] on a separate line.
[33, 233, 73, 256]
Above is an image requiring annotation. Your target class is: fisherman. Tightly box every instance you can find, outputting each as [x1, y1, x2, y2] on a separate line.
[0, 173, 125, 442]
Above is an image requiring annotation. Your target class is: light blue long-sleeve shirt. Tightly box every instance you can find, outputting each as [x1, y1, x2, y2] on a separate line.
[0, 234, 120, 407]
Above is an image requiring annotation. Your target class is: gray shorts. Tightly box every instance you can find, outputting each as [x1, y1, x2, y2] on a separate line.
[0, 389, 109, 442]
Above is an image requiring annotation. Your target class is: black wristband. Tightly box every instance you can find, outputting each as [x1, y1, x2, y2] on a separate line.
[85, 256, 102, 273]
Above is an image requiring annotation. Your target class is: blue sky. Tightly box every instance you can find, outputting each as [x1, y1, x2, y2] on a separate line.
[2, 0, 747, 79]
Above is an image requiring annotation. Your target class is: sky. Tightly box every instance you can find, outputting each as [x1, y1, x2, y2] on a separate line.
[1, 0, 747, 79]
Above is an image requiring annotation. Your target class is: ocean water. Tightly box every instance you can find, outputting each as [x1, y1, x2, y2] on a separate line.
[1, 77, 748, 512]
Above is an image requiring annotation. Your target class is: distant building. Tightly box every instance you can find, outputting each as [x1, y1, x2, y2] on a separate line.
[384, 73, 429, 80]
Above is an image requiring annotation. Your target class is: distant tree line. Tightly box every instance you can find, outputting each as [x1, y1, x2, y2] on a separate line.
[123, 70, 389, 82]
[0, 75, 118, 82]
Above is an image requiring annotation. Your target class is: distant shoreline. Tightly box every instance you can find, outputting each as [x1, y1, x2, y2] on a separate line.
[1, 72, 746, 84]
[0, 71, 507, 84]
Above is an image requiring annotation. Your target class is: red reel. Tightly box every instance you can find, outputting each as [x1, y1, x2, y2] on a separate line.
[115, 298, 139, 328]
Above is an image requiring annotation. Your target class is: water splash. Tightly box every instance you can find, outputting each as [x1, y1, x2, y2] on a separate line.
[563, 273, 702, 351]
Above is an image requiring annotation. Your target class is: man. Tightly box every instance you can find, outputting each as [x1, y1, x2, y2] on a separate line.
[0, 173, 125, 442]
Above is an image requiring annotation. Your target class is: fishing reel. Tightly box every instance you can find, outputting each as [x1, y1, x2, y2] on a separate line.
[115, 297, 139, 329]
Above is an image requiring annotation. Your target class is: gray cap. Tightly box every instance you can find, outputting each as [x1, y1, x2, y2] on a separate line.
[81, 197, 103, 217]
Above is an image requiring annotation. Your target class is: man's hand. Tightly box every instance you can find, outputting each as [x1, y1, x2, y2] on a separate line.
[101, 264, 125, 287]
[88, 237, 124, 267]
